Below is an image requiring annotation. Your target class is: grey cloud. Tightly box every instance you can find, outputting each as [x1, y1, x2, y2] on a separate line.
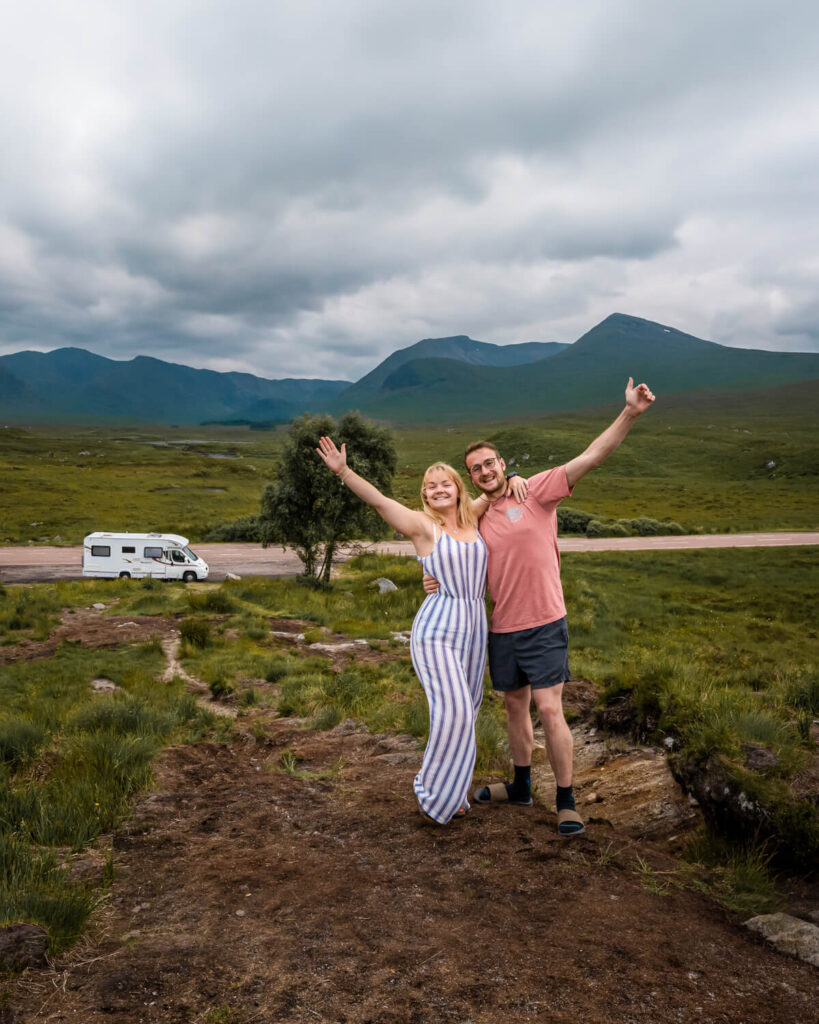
[1, 0, 819, 378]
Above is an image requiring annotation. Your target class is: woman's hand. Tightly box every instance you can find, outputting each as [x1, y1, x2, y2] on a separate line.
[316, 436, 347, 475]
[422, 573, 440, 595]
[507, 475, 528, 502]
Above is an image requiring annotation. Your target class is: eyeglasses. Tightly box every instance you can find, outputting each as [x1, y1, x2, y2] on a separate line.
[467, 456, 499, 477]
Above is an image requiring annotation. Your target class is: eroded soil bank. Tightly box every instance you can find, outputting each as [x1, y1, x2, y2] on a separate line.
[10, 714, 818, 1024]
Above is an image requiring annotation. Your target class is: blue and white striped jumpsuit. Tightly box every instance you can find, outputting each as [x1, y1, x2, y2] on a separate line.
[410, 527, 488, 823]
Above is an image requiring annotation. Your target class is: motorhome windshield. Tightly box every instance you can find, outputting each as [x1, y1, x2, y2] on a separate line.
[183, 546, 199, 561]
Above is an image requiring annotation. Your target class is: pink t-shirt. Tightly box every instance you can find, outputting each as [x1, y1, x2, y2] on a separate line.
[478, 465, 572, 633]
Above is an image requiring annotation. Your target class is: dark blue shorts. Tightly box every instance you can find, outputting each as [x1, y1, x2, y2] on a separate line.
[488, 617, 571, 692]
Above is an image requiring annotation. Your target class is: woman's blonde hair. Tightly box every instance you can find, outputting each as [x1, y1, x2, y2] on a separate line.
[420, 462, 476, 530]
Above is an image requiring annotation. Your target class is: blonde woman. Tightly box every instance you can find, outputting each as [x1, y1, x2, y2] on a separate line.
[316, 436, 526, 824]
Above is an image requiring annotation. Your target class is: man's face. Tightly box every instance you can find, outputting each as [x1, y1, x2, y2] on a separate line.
[465, 447, 506, 495]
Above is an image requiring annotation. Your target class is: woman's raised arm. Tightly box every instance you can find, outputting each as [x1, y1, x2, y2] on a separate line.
[316, 436, 431, 542]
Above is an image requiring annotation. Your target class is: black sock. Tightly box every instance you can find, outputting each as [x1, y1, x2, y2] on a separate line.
[556, 784, 575, 812]
[507, 765, 531, 800]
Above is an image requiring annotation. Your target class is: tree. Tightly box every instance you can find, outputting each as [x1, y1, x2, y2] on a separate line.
[259, 411, 397, 582]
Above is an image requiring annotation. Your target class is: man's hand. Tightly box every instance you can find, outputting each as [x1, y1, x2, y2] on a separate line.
[422, 573, 439, 595]
[625, 377, 655, 415]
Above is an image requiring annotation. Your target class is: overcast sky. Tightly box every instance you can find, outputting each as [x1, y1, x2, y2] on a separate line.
[1, 1, 818, 381]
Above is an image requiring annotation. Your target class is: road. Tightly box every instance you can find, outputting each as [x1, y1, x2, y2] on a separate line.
[1, 532, 817, 584]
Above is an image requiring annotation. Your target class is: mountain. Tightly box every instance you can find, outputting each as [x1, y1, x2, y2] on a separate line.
[335, 335, 565, 409]
[2, 315, 817, 424]
[334, 314, 819, 422]
[0, 348, 351, 423]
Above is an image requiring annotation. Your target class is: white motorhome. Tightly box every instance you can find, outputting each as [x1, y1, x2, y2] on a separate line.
[82, 532, 209, 582]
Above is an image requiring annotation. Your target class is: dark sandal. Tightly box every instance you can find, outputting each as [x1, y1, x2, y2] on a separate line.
[557, 808, 585, 837]
[473, 782, 533, 807]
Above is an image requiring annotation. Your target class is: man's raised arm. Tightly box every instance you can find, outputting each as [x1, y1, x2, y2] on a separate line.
[564, 378, 655, 489]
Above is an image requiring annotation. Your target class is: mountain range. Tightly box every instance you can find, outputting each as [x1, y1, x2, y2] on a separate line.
[1, 314, 817, 424]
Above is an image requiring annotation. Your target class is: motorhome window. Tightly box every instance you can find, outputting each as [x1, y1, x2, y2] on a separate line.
[91, 545, 111, 557]
[122, 546, 135, 554]
[171, 550, 185, 563]
[144, 546, 163, 558]
[183, 546, 198, 560]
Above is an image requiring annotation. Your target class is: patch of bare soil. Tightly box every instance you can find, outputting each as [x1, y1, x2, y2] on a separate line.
[0, 606, 178, 666]
[11, 716, 817, 1024]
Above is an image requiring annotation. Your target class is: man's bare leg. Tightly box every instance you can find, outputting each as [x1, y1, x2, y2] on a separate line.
[503, 686, 534, 765]
[533, 683, 584, 834]
[532, 684, 573, 787]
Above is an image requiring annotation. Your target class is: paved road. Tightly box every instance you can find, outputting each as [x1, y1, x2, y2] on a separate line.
[1, 533, 817, 584]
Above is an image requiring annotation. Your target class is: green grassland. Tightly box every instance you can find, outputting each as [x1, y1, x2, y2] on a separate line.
[0, 425, 285, 545]
[1, 546, 816, 952]
[1, 384, 816, 546]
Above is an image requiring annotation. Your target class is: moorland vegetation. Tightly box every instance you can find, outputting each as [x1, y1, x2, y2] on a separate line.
[1, 546, 816, 963]
[1, 383, 817, 546]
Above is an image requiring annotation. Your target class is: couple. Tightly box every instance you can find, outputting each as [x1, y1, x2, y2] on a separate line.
[317, 377, 655, 830]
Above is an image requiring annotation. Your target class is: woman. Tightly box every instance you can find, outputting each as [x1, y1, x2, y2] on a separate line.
[316, 436, 526, 824]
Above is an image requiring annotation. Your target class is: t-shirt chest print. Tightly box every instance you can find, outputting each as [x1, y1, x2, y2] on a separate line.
[506, 506, 523, 522]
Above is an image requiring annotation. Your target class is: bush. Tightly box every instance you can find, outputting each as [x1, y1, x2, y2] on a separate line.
[586, 519, 631, 538]
[265, 661, 291, 683]
[0, 718, 46, 770]
[558, 507, 598, 534]
[180, 617, 211, 648]
[203, 516, 261, 542]
[187, 589, 236, 614]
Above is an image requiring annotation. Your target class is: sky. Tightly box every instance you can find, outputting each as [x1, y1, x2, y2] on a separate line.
[1, 0, 818, 382]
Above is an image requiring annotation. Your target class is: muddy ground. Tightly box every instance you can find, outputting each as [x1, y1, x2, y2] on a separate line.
[6, 613, 819, 1024]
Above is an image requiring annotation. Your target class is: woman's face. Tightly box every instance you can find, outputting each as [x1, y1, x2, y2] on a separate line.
[423, 470, 459, 512]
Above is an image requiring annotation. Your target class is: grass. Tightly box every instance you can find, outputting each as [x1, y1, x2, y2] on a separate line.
[1, 390, 817, 543]
[0, 638, 226, 953]
[1, 540, 816, 950]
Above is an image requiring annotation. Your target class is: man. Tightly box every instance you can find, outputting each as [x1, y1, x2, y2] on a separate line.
[424, 377, 655, 836]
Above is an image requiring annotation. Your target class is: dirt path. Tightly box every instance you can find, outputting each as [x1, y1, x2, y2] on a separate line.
[5, 612, 818, 1023]
[10, 719, 817, 1024]
[2, 532, 819, 583]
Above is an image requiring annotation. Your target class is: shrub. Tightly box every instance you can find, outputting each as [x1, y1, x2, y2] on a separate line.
[557, 507, 598, 534]
[265, 661, 291, 683]
[0, 718, 46, 770]
[203, 515, 262, 542]
[187, 589, 236, 614]
[586, 519, 630, 538]
[180, 617, 211, 648]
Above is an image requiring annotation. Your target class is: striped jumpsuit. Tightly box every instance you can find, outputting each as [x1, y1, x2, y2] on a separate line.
[410, 527, 488, 823]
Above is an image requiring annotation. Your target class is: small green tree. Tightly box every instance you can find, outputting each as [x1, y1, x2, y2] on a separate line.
[259, 411, 397, 582]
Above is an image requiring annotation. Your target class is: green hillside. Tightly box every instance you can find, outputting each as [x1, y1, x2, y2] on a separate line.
[340, 314, 819, 422]
[0, 348, 350, 424]
[334, 334, 565, 411]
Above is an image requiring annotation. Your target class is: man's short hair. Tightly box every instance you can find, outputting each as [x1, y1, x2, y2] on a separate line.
[464, 440, 501, 466]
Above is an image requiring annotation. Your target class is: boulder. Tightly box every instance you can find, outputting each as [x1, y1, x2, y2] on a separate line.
[371, 577, 398, 594]
[744, 912, 819, 968]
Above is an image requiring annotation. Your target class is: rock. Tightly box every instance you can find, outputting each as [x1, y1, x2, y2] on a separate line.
[376, 752, 419, 765]
[371, 577, 398, 593]
[330, 719, 370, 736]
[308, 640, 369, 652]
[0, 922, 49, 970]
[390, 631, 411, 644]
[225, 572, 242, 581]
[744, 913, 819, 967]
[765, 460, 776, 469]
[91, 677, 119, 693]
[741, 742, 780, 771]
[92, 602, 106, 610]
